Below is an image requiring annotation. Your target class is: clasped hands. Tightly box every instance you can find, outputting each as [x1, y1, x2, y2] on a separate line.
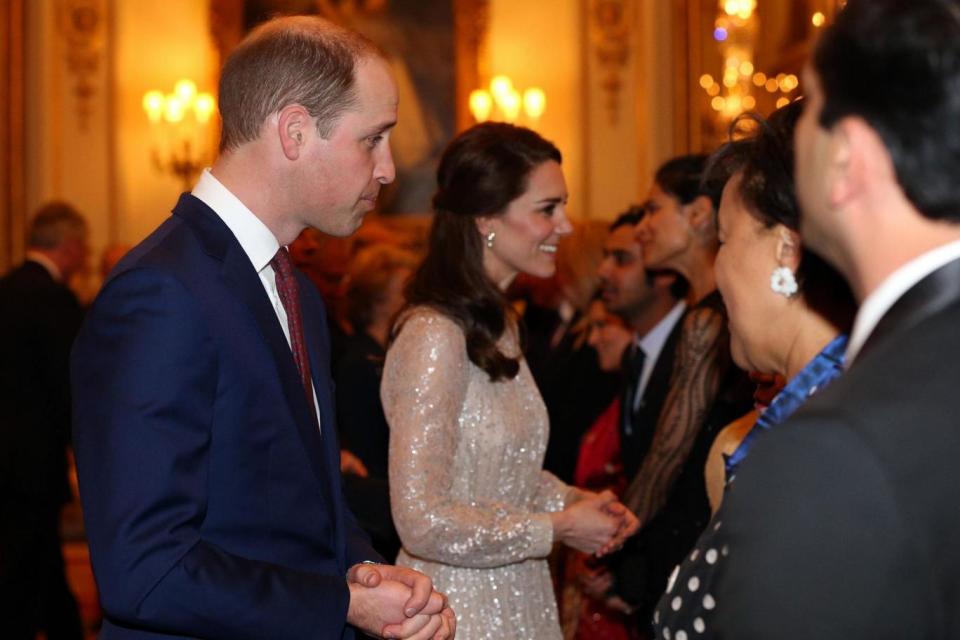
[347, 563, 456, 639]
[551, 489, 639, 557]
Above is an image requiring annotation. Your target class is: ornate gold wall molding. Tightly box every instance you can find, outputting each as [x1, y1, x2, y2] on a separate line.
[590, 0, 632, 125]
[454, 0, 488, 130]
[1, 0, 26, 271]
[57, 0, 107, 132]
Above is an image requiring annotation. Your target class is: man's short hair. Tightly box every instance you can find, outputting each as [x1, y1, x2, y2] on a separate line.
[813, 0, 960, 221]
[217, 15, 382, 153]
[609, 205, 645, 232]
[28, 201, 87, 249]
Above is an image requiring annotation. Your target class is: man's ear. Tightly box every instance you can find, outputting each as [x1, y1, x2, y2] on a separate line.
[687, 195, 716, 233]
[774, 225, 802, 271]
[828, 115, 893, 211]
[277, 104, 310, 160]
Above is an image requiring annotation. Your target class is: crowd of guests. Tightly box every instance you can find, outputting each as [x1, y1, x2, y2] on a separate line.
[4, 1, 960, 638]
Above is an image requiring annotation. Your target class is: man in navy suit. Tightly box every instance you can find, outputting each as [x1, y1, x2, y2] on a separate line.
[708, 1, 960, 636]
[72, 16, 454, 640]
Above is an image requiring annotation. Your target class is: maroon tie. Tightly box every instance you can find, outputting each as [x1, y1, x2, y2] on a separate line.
[271, 247, 317, 414]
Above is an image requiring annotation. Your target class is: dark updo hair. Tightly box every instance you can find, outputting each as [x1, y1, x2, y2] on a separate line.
[655, 153, 725, 210]
[399, 122, 563, 381]
[707, 101, 855, 332]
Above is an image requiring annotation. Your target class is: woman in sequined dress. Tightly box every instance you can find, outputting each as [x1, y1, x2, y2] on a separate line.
[381, 122, 640, 639]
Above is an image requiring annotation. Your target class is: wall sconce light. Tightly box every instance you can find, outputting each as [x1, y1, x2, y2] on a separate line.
[142, 79, 217, 190]
[469, 75, 546, 126]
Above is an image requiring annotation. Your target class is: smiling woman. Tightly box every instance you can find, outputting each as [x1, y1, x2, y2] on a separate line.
[381, 122, 640, 639]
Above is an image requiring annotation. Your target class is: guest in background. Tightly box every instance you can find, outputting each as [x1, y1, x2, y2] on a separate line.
[536, 220, 622, 484]
[614, 156, 752, 635]
[336, 243, 419, 561]
[653, 100, 856, 638]
[573, 207, 687, 638]
[383, 122, 639, 639]
[0, 201, 88, 640]
[559, 300, 637, 640]
[99, 243, 132, 282]
[597, 208, 686, 483]
[289, 227, 355, 365]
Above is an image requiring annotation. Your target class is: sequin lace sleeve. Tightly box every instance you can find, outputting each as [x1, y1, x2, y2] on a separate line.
[382, 310, 555, 569]
[533, 469, 570, 513]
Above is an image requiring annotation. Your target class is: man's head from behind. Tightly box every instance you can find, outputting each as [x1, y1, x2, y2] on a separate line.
[28, 201, 89, 281]
[217, 16, 398, 240]
[796, 0, 960, 270]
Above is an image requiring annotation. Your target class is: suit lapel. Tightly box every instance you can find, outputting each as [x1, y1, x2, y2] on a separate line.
[298, 273, 347, 564]
[858, 257, 960, 362]
[172, 195, 333, 493]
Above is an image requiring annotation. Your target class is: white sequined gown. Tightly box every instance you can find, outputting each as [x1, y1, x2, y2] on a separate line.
[382, 307, 571, 639]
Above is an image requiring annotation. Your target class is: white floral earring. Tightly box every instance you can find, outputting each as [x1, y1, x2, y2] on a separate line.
[770, 266, 799, 298]
[485, 231, 496, 249]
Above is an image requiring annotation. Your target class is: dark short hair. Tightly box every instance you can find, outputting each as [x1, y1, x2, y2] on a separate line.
[28, 201, 87, 249]
[813, 0, 960, 221]
[401, 122, 562, 381]
[218, 15, 381, 152]
[707, 101, 855, 332]
[609, 205, 645, 232]
[606, 205, 688, 300]
[655, 154, 724, 210]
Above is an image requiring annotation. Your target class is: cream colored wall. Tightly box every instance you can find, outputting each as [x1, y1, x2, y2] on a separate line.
[486, 0, 677, 222]
[26, 0, 114, 257]
[635, 0, 678, 199]
[583, 1, 640, 219]
[24, 0, 216, 274]
[113, 0, 218, 245]
[487, 0, 587, 219]
[26, 0, 678, 253]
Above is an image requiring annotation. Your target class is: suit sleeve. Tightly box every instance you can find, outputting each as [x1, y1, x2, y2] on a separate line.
[72, 268, 350, 640]
[712, 411, 931, 638]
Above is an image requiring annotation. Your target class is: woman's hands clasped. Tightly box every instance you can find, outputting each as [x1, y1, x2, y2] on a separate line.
[551, 489, 639, 556]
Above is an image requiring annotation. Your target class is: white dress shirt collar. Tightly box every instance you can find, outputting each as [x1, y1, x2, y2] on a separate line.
[634, 300, 687, 403]
[25, 251, 62, 282]
[846, 238, 960, 364]
[191, 168, 281, 271]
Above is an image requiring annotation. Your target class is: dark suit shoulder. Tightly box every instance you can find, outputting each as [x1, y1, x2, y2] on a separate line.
[714, 415, 937, 638]
[713, 302, 960, 638]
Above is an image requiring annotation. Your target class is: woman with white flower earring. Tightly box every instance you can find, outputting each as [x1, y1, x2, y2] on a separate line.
[609, 154, 754, 634]
[651, 100, 856, 639]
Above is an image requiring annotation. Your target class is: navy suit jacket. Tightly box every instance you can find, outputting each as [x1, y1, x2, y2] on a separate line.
[72, 194, 378, 639]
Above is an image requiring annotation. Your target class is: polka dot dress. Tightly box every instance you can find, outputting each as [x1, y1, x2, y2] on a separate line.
[652, 514, 728, 639]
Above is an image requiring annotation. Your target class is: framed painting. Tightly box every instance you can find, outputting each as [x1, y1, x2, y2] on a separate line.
[208, 0, 487, 214]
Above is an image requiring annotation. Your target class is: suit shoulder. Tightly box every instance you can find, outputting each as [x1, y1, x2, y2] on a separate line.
[110, 216, 209, 281]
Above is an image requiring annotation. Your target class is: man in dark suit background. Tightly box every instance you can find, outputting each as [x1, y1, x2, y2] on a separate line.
[585, 208, 689, 631]
[597, 208, 686, 481]
[711, 1, 960, 636]
[0, 202, 88, 639]
[71, 16, 453, 640]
